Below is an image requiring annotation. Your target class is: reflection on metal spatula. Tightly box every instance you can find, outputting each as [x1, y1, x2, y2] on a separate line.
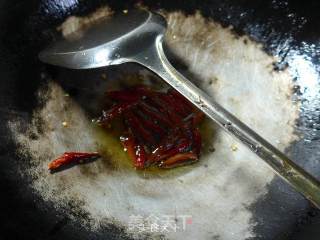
[39, 9, 320, 208]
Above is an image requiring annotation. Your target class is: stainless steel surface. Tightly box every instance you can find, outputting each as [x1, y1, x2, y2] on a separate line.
[39, 9, 320, 208]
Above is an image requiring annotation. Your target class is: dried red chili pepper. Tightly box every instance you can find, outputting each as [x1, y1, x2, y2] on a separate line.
[48, 152, 100, 171]
[99, 85, 205, 169]
[48, 86, 204, 172]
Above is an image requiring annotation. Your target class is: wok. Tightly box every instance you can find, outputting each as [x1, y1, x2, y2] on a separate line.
[1, 0, 320, 239]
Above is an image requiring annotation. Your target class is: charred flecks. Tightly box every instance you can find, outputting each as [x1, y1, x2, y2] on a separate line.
[98, 85, 204, 169]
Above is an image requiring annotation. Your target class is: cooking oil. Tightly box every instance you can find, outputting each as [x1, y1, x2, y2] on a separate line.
[92, 117, 215, 179]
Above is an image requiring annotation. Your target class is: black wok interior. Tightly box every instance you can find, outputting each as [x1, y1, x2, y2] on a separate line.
[1, 0, 320, 239]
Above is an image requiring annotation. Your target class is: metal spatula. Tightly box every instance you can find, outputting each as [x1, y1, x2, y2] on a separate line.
[39, 9, 320, 207]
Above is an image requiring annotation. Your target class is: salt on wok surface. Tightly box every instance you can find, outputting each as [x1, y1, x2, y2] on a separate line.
[9, 9, 299, 240]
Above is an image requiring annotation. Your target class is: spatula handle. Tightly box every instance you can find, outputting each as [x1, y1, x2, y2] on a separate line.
[134, 35, 320, 208]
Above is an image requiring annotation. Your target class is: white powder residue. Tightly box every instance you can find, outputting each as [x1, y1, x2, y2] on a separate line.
[9, 9, 299, 240]
[57, 6, 114, 40]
